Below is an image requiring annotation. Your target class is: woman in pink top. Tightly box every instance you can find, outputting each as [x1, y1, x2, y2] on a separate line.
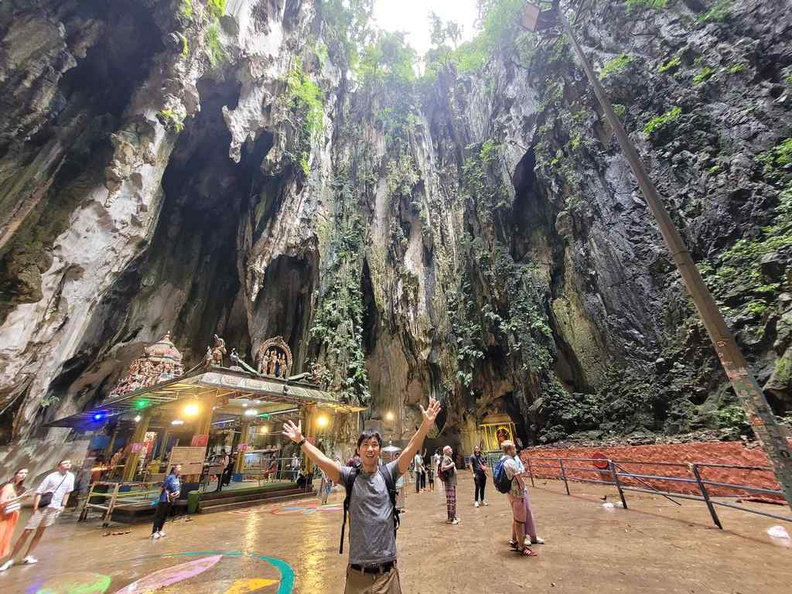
[0, 469, 31, 559]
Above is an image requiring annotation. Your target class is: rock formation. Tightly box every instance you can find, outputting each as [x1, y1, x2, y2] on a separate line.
[0, 0, 790, 454]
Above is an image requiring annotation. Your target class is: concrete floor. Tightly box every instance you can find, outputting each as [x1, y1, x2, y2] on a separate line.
[1, 474, 790, 593]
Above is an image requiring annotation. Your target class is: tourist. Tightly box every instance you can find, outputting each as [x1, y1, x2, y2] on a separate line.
[0, 469, 32, 571]
[469, 445, 489, 507]
[413, 450, 425, 493]
[440, 446, 459, 524]
[425, 451, 435, 492]
[290, 452, 301, 481]
[151, 464, 181, 540]
[500, 440, 543, 556]
[319, 467, 333, 505]
[222, 451, 235, 488]
[282, 396, 441, 594]
[0, 459, 75, 569]
[216, 450, 230, 492]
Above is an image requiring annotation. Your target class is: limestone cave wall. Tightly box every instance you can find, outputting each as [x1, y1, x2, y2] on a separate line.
[0, 0, 790, 456]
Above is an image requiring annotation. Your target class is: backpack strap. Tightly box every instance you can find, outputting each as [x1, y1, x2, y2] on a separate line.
[339, 467, 359, 554]
[378, 465, 401, 535]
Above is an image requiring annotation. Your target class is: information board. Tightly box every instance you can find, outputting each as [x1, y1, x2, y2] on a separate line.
[168, 446, 206, 476]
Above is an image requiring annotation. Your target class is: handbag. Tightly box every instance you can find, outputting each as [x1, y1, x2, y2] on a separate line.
[39, 475, 68, 509]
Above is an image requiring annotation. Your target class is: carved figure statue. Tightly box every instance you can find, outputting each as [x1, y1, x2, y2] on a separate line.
[109, 333, 185, 397]
[211, 334, 226, 366]
[259, 350, 270, 375]
[267, 349, 277, 376]
[282, 357, 291, 379]
[203, 346, 214, 370]
[230, 348, 239, 367]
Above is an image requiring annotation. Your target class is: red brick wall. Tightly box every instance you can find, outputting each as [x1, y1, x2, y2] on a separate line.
[520, 441, 785, 500]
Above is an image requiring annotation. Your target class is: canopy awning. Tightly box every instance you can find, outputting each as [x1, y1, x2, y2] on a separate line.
[47, 367, 365, 429]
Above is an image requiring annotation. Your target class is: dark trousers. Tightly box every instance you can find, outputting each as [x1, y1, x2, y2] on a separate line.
[474, 472, 487, 502]
[152, 501, 170, 533]
[415, 470, 426, 492]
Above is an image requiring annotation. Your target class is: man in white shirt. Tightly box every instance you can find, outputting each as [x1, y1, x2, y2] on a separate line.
[0, 459, 75, 570]
[413, 451, 425, 493]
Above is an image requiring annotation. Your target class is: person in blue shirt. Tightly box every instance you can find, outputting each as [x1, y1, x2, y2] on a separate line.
[151, 464, 181, 540]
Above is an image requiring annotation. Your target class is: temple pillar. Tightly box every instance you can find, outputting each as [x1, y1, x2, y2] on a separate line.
[302, 405, 317, 477]
[122, 411, 152, 482]
[235, 422, 251, 474]
[194, 399, 214, 437]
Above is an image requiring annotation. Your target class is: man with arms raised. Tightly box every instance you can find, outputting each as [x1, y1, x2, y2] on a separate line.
[283, 397, 441, 593]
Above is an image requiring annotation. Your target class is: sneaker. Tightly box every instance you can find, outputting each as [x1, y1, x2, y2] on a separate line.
[528, 536, 545, 545]
[22, 556, 37, 564]
[474, 501, 480, 508]
[151, 532, 161, 540]
[450, 518, 459, 525]
[158, 530, 166, 537]
[0, 559, 14, 572]
[482, 499, 489, 506]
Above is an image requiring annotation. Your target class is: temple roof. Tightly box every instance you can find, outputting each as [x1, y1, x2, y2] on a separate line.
[47, 367, 365, 429]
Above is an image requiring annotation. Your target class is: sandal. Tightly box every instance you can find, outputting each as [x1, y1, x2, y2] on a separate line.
[518, 546, 538, 557]
[509, 540, 519, 550]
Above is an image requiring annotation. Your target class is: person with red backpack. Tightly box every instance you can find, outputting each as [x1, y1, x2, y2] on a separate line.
[282, 396, 441, 594]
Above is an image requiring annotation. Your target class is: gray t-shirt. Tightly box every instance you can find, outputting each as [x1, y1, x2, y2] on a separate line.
[339, 460, 402, 565]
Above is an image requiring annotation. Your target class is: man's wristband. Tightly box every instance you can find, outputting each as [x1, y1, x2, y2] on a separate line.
[296, 438, 306, 447]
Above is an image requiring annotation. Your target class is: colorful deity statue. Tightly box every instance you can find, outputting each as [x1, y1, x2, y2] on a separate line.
[109, 332, 184, 397]
[255, 337, 294, 379]
[211, 334, 226, 366]
[258, 349, 270, 375]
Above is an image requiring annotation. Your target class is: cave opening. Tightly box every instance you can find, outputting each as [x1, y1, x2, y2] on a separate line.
[60, 0, 164, 118]
[360, 259, 379, 355]
[31, 76, 263, 428]
[249, 252, 318, 371]
[511, 148, 591, 395]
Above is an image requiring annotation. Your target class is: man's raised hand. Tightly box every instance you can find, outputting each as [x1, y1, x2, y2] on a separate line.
[419, 396, 442, 426]
[282, 419, 303, 443]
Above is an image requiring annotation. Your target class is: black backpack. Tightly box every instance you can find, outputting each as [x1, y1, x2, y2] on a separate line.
[339, 464, 401, 554]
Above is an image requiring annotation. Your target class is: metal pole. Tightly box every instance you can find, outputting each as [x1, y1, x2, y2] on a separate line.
[609, 460, 628, 510]
[555, 9, 792, 510]
[690, 463, 723, 529]
[527, 458, 536, 487]
[559, 458, 571, 495]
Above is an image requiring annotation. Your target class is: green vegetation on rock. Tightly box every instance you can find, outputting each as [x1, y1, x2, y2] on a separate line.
[179, 0, 193, 20]
[658, 55, 681, 74]
[643, 106, 681, 135]
[693, 65, 715, 85]
[157, 108, 185, 133]
[698, 0, 732, 23]
[599, 54, 632, 79]
[310, 172, 370, 405]
[626, 0, 668, 10]
[285, 59, 325, 174]
[207, 0, 226, 20]
[205, 21, 225, 66]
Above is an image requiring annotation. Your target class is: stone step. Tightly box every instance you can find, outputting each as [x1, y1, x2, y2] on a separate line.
[199, 487, 305, 507]
[199, 491, 311, 514]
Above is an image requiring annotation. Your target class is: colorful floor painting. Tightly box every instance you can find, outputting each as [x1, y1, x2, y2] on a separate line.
[25, 551, 294, 594]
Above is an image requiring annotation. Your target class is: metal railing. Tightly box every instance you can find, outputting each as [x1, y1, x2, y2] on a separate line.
[237, 456, 302, 486]
[524, 456, 792, 529]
